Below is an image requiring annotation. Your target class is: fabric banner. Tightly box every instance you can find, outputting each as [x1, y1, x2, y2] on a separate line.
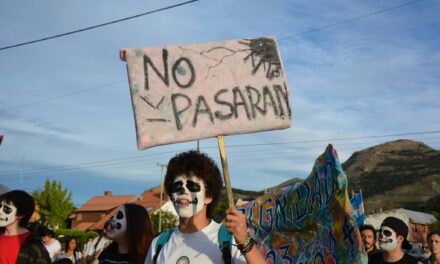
[351, 191, 366, 227]
[237, 144, 367, 263]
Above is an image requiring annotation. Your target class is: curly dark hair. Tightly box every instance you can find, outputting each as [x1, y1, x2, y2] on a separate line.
[164, 151, 223, 218]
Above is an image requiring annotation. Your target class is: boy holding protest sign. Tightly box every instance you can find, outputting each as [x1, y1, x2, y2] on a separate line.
[144, 150, 265, 264]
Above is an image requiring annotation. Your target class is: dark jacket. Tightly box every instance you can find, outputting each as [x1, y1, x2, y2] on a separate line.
[16, 232, 51, 264]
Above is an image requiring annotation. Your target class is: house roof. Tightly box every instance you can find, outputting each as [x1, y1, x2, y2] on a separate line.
[398, 208, 438, 225]
[89, 207, 119, 231]
[74, 190, 172, 231]
[366, 208, 438, 229]
[76, 194, 137, 212]
[75, 222, 95, 231]
[137, 191, 168, 214]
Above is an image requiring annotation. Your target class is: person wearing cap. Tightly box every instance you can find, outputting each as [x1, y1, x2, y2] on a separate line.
[361, 224, 380, 257]
[369, 216, 422, 264]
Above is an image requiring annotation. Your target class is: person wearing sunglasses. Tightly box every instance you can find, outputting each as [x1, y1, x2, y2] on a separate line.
[369, 216, 422, 264]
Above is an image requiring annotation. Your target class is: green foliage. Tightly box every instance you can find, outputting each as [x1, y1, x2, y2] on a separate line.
[429, 221, 440, 231]
[55, 229, 98, 251]
[212, 201, 227, 222]
[349, 150, 440, 198]
[407, 195, 440, 214]
[33, 179, 75, 230]
[150, 210, 178, 235]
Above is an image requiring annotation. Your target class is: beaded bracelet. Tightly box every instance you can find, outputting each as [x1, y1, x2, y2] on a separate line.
[237, 237, 255, 255]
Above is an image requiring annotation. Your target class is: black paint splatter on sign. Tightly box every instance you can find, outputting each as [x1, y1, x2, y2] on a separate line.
[239, 38, 282, 80]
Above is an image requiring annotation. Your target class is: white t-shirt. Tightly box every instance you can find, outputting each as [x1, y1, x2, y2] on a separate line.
[86, 235, 111, 256]
[45, 239, 61, 262]
[145, 221, 246, 264]
[58, 251, 82, 264]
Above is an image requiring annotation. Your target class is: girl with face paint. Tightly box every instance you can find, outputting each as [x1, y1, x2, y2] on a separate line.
[0, 190, 51, 263]
[98, 203, 153, 264]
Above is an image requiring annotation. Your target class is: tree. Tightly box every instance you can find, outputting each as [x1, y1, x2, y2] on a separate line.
[33, 178, 75, 230]
[150, 210, 178, 235]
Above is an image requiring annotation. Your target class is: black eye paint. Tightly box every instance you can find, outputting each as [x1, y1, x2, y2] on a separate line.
[383, 230, 392, 237]
[116, 223, 122, 230]
[3, 205, 12, 215]
[171, 181, 184, 193]
[186, 180, 201, 192]
[116, 211, 124, 220]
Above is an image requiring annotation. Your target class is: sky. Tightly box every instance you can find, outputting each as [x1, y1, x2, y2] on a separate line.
[1, 0, 439, 207]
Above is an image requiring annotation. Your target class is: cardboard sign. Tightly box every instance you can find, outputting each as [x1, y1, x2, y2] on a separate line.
[121, 37, 292, 150]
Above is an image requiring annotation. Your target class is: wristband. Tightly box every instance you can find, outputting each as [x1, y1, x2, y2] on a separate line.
[237, 236, 255, 255]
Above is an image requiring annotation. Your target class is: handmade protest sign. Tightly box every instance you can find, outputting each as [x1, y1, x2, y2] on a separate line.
[237, 145, 368, 263]
[121, 37, 291, 150]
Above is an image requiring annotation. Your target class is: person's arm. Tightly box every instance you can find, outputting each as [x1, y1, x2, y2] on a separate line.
[225, 207, 266, 264]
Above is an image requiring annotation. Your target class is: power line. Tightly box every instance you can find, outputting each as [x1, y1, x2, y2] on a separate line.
[1, 131, 438, 178]
[0, 0, 201, 51]
[0, 1, 425, 111]
[202, 130, 440, 149]
[0, 0, 422, 52]
[0, 80, 126, 112]
[278, 0, 423, 41]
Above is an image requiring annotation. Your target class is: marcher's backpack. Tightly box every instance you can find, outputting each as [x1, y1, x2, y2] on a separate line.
[153, 224, 233, 264]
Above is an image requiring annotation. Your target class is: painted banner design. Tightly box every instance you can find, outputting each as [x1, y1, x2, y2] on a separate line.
[121, 37, 291, 150]
[237, 145, 367, 263]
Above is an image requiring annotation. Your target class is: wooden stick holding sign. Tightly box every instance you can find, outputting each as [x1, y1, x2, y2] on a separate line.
[217, 135, 234, 208]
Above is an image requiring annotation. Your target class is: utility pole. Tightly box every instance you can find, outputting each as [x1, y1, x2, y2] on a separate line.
[20, 156, 24, 185]
[156, 162, 167, 233]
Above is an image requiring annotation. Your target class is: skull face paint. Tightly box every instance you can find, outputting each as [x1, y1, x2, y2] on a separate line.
[378, 226, 398, 251]
[107, 206, 127, 241]
[0, 201, 18, 227]
[171, 175, 206, 219]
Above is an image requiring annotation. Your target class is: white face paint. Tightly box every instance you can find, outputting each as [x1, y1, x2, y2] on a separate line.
[171, 175, 206, 219]
[107, 206, 127, 241]
[378, 226, 398, 251]
[0, 201, 18, 227]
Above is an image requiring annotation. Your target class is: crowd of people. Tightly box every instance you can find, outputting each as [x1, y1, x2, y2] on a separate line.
[1, 150, 439, 263]
[360, 218, 440, 264]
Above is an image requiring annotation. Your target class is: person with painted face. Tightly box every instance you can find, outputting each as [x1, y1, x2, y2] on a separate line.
[424, 230, 440, 264]
[98, 203, 153, 264]
[360, 224, 380, 257]
[0, 190, 51, 263]
[369, 216, 421, 264]
[145, 150, 266, 264]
